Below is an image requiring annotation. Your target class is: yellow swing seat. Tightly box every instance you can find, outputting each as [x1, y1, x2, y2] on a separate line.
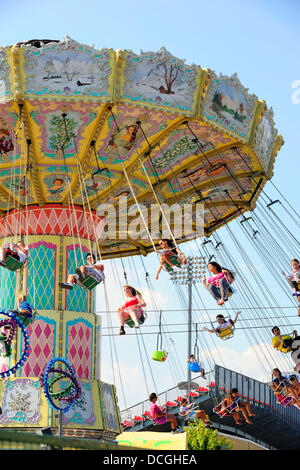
[216, 325, 235, 340]
[278, 334, 293, 354]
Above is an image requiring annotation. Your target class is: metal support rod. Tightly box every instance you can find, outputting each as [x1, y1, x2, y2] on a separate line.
[187, 259, 192, 403]
[59, 410, 63, 437]
[170, 255, 206, 403]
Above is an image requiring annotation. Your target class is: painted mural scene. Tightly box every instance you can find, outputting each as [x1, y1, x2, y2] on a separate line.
[0, 1, 298, 454]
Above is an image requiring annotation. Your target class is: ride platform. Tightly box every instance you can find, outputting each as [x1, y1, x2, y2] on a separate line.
[122, 365, 300, 450]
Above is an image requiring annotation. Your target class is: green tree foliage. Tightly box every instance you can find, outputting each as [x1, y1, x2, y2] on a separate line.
[185, 420, 234, 450]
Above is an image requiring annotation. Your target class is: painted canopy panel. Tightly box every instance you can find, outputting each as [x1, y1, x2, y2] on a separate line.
[201, 71, 258, 141]
[19, 37, 115, 101]
[117, 47, 200, 114]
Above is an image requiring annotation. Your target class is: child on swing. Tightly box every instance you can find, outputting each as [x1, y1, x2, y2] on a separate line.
[282, 258, 300, 297]
[188, 354, 206, 378]
[18, 294, 33, 318]
[155, 239, 187, 280]
[0, 240, 29, 268]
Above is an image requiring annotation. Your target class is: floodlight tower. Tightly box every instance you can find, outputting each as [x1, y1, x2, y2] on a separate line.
[170, 256, 206, 400]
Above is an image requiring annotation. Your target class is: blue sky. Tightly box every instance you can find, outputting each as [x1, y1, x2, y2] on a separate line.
[2, 0, 300, 408]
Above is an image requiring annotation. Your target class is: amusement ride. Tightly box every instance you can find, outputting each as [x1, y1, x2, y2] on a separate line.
[0, 36, 298, 445]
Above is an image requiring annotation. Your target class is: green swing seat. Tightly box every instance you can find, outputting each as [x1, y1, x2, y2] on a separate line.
[125, 317, 145, 328]
[4, 255, 26, 272]
[76, 266, 104, 291]
[152, 310, 169, 362]
[78, 275, 100, 291]
[14, 309, 37, 327]
[165, 255, 181, 273]
[152, 350, 168, 362]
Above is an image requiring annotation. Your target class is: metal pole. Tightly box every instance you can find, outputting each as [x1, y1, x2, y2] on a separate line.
[187, 259, 192, 403]
[59, 410, 63, 437]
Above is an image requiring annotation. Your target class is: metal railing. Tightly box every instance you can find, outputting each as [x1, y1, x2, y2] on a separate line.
[214, 365, 300, 429]
[121, 364, 300, 432]
[121, 370, 214, 429]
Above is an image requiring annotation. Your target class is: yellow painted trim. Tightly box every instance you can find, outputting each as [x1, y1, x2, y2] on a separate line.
[248, 100, 266, 147]
[267, 134, 284, 179]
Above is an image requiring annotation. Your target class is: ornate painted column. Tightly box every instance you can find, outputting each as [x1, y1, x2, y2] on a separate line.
[0, 205, 121, 439]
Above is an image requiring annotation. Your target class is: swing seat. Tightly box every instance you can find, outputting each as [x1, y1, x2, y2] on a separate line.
[152, 350, 168, 362]
[0, 333, 12, 357]
[11, 309, 37, 327]
[165, 255, 182, 273]
[188, 362, 201, 373]
[275, 383, 294, 407]
[76, 267, 104, 291]
[125, 316, 145, 328]
[227, 286, 235, 298]
[213, 399, 239, 417]
[3, 255, 26, 272]
[217, 326, 234, 340]
[279, 335, 293, 353]
[78, 275, 100, 291]
[270, 379, 294, 407]
[213, 404, 230, 417]
[277, 394, 293, 407]
[292, 281, 300, 296]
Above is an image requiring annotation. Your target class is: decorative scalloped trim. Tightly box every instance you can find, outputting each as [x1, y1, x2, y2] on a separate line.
[252, 106, 280, 176]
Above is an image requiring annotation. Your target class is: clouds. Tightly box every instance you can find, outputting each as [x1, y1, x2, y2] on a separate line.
[99, 338, 296, 411]
[101, 351, 174, 409]
[202, 341, 293, 383]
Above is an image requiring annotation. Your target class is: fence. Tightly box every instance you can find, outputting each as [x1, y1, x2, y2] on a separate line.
[121, 364, 300, 432]
[214, 365, 300, 429]
[121, 370, 214, 429]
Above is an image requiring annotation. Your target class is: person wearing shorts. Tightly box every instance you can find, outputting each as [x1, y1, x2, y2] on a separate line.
[179, 398, 209, 426]
[149, 392, 183, 434]
[117, 285, 146, 335]
[59, 252, 104, 290]
[75, 253, 105, 284]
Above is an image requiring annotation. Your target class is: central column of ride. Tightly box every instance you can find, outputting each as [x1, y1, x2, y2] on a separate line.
[0, 205, 121, 439]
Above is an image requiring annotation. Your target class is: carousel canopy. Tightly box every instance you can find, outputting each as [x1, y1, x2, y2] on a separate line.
[0, 36, 283, 258]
